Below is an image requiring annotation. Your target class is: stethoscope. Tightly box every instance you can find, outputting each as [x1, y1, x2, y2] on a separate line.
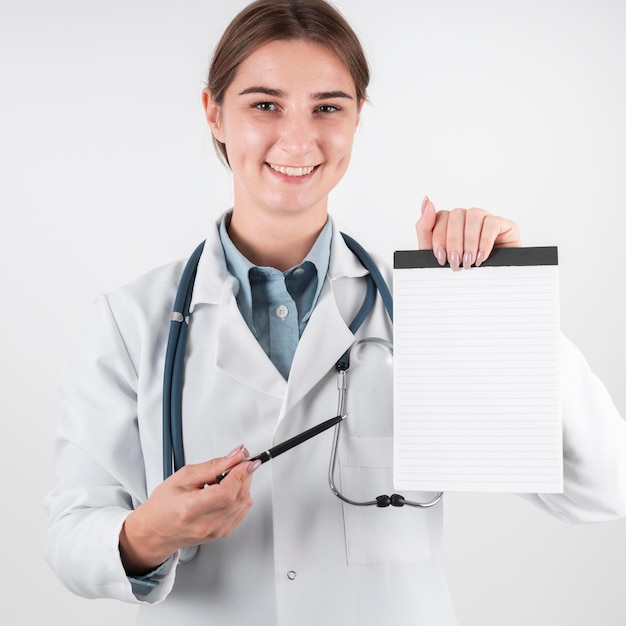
[162, 232, 442, 509]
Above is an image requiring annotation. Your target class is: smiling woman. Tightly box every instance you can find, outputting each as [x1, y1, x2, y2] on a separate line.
[206, 0, 369, 165]
[203, 39, 363, 269]
[41, 1, 626, 625]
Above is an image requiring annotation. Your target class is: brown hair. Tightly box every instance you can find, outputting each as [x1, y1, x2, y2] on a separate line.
[207, 0, 370, 164]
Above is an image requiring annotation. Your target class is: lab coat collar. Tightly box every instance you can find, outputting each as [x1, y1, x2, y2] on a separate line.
[215, 281, 288, 399]
[188, 214, 370, 310]
[186, 213, 371, 415]
[280, 280, 354, 420]
[188, 218, 231, 312]
[327, 219, 371, 282]
[281, 219, 372, 419]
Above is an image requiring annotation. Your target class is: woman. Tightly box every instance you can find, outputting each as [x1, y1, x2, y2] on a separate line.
[45, 1, 626, 625]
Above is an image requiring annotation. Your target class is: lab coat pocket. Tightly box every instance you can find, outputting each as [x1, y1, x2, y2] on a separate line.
[339, 436, 432, 565]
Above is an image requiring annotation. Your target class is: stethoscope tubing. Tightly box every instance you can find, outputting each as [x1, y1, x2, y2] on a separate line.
[162, 239, 205, 479]
[162, 233, 385, 479]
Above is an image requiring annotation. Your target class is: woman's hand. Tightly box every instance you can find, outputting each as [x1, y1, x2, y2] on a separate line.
[119, 445, 259, 575]
[415, 196, 521, 270]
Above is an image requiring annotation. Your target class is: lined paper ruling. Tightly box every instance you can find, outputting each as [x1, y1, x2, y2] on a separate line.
[393, 247, 562, 494]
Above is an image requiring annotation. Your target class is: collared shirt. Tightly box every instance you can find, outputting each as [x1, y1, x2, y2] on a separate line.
[218, 213, 332, 379]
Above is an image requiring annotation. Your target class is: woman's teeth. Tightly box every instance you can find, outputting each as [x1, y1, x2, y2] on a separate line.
[269, 164, 316, 177]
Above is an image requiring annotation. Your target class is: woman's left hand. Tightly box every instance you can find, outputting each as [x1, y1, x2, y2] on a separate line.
[415, 196, 521, 271]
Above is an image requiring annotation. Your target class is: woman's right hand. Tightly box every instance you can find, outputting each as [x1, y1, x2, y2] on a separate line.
[119, 445, 259, 575]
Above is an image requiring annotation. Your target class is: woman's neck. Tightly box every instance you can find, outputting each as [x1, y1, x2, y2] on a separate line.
[227, 206, 328, 272]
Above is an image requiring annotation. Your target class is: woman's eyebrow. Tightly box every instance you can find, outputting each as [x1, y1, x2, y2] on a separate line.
[238, 86, 284, 97]
[312, 90, 354, 101]
[238, 86, 354, 101]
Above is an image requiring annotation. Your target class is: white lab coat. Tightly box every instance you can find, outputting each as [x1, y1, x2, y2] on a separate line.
[45, 215, 626, 626]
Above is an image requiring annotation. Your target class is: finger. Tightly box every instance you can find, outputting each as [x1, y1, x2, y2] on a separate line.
[198, 491, 253, 541]
[463, 208, 489, 269]
[415, 196, 436, 250]
[430, 210, 450, 266]
[196, 463, 255, 538]
[212, 456, 260, 487]
[218, 460, 257, 491]
[179, 477, 253, 543]
[204, 500, 252, 540]
[444, 209, 466, 272]
[177, 446, 250, 489]
[477, 216, 521, 265]
[203, 463, 253, 504]
[215, 445, 252, 479]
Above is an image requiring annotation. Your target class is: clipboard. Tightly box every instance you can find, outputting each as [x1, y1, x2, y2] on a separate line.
[392, 247, 563, 494]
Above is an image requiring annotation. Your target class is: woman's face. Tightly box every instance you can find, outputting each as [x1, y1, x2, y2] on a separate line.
[203, 39, 363, 221]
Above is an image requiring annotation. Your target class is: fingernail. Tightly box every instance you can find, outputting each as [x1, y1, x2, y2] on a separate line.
[475, 250, 484, 267]
[462, 251, 472, 269]
[421, 195, 429, 215]
[247, 459, 262, 475]
[227, 444, 245, 458]
[449, 251, 460, 272]
[436, 246, 446, 266]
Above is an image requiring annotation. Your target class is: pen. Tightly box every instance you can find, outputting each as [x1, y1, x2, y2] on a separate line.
[215, 413, 347, 483]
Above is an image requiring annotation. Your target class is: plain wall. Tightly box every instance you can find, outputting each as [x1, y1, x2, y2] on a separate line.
[1, 0, 625, 624]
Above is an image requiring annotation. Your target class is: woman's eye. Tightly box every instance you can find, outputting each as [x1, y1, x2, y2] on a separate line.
[317, 104, 340, 113]
[253, 102, 277, 112]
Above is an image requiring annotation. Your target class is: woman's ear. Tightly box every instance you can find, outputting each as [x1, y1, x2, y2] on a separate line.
[202, 88, 224, 142]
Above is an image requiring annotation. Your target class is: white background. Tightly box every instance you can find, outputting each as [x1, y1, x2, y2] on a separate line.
[1, 0, 625, 624]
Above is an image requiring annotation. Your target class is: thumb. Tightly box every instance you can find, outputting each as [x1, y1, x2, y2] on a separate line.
[179, 445, 250, 488]
[415, 196, 436, 250]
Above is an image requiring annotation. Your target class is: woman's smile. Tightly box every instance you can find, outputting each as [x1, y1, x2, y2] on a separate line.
[266, 162, 320, 180]
[267, 163, 317, 177]
[203, 39, 363, 221]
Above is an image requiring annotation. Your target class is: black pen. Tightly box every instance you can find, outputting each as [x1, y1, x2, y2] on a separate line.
[215, 413, 347, 483]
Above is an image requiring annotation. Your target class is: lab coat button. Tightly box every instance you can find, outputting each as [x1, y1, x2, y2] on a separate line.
[275, 305, 289, 319]
[286, 570, 297, 580]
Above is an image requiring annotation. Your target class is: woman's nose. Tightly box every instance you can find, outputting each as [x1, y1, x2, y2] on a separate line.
[277, 113, 316, 156]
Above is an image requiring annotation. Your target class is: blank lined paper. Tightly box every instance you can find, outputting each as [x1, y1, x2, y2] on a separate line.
[393, 247, 562, 494]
